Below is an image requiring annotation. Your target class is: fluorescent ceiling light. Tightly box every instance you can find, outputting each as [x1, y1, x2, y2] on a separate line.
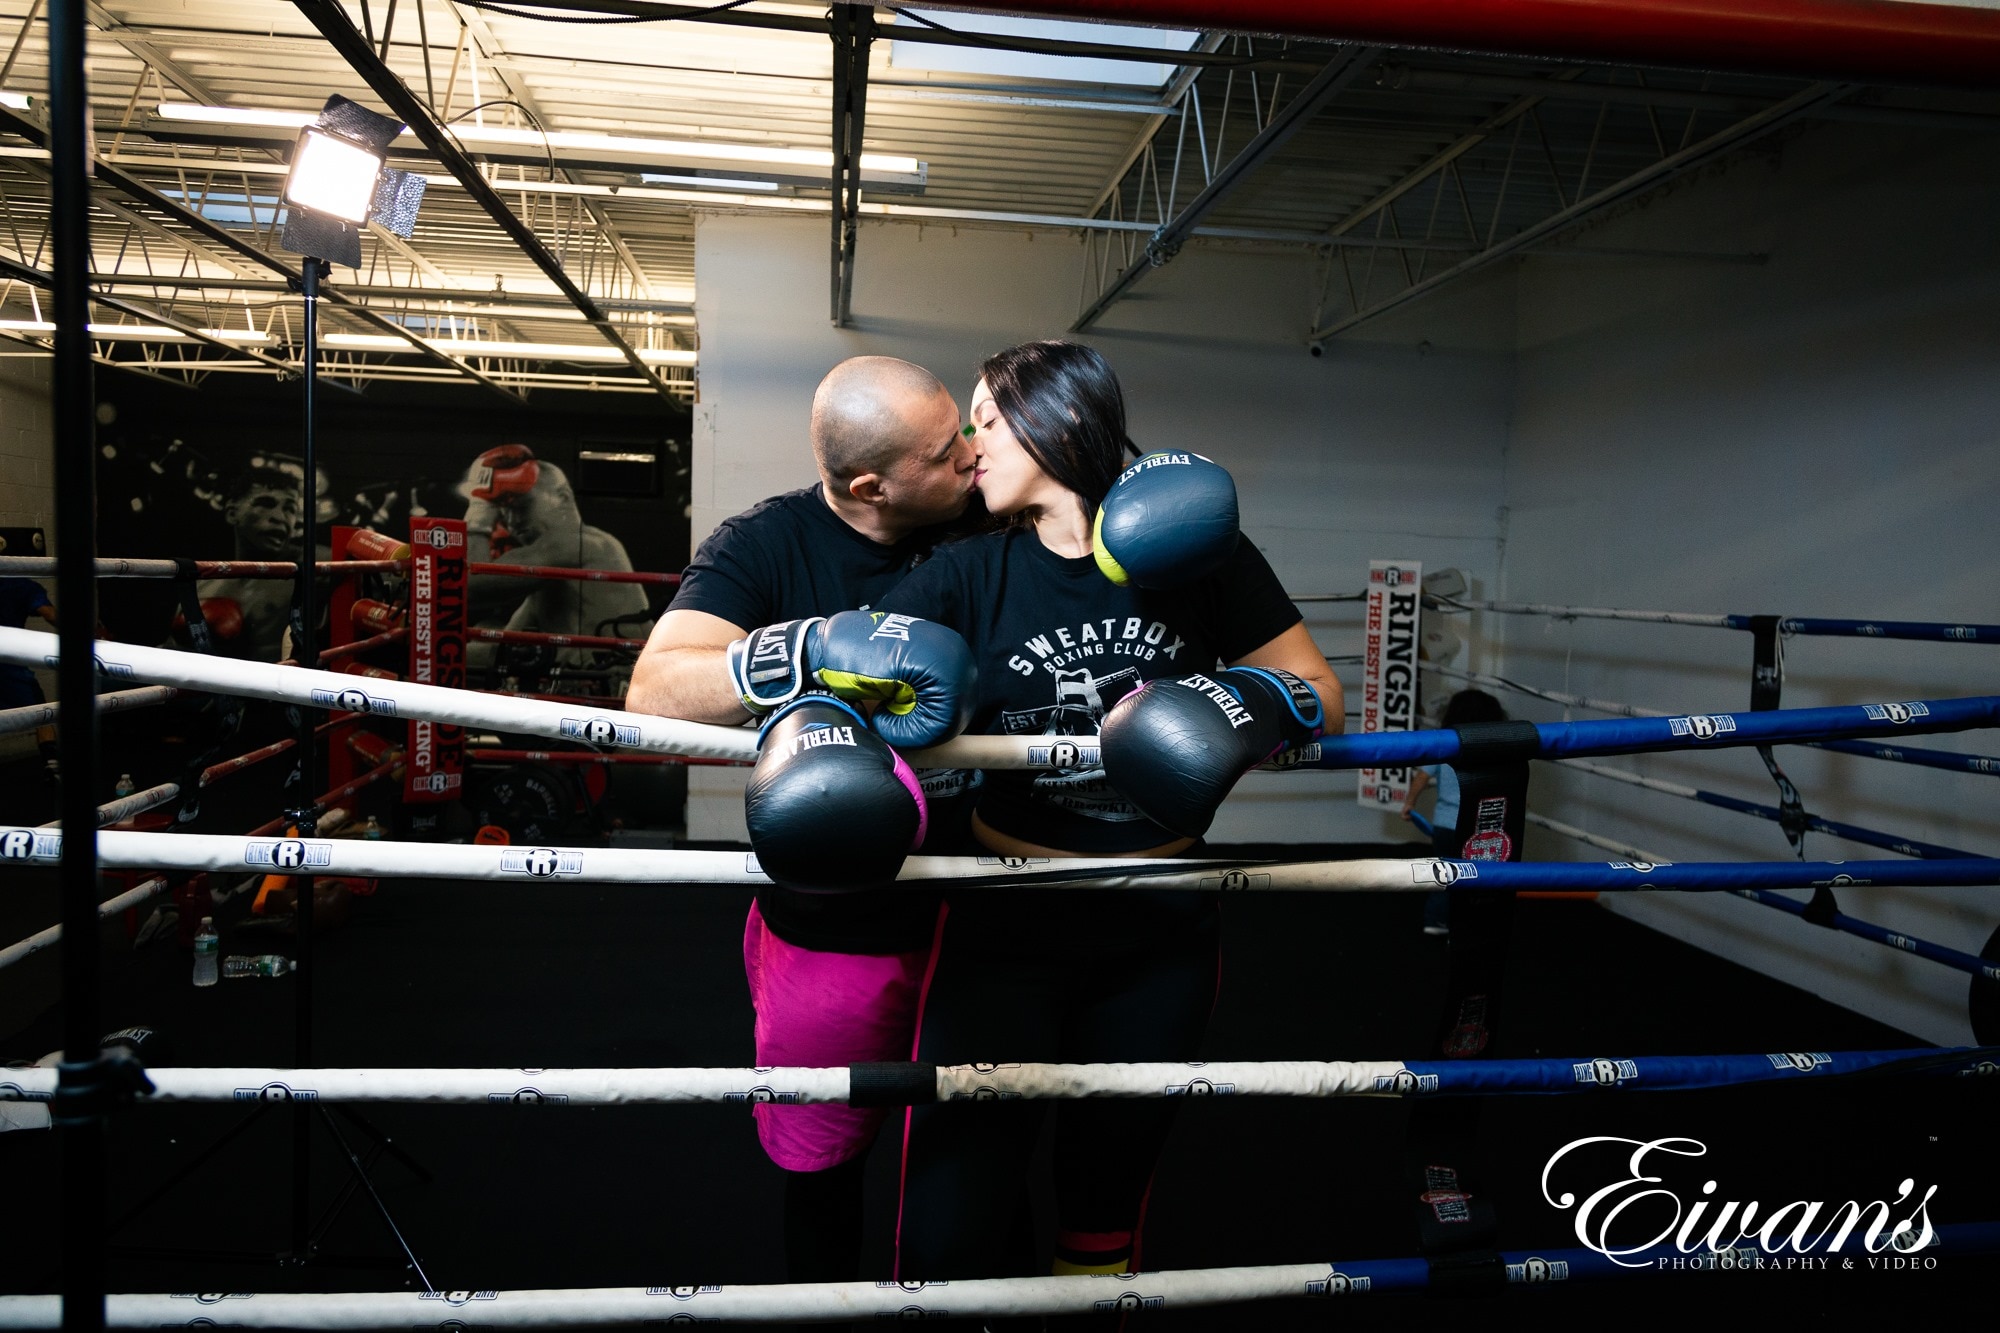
[639, 172, 782, 192]
[159, 103, 919, 175]
[0, 319, 269, 343]
[323, 332, 695, 366]
[0, 91, 30, 110]
[889, 11, 1198, 87]
[157, 103, 313, 129]
[282, 127, 385, 224]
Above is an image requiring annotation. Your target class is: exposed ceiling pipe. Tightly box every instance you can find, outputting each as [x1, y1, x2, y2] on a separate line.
[922, 1, 2000, 87]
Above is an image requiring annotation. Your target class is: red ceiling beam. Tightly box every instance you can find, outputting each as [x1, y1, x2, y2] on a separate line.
[928, 1, 2000, 86]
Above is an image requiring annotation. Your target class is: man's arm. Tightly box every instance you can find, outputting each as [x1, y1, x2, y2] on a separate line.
[627, 608, 752, 725]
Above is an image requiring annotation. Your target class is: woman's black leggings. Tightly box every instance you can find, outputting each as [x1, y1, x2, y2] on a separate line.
[894, 905, 1220, 1280]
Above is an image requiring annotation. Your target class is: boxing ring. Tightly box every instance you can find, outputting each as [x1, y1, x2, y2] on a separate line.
[2, 606, 1997, 1323]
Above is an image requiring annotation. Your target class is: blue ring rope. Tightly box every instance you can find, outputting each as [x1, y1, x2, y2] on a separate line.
[1299, 694, 2000, 769]
[1732, 888, 2000, 983]
[1721, 614, 2000, 644]
[1397, 1045, 1996, 1094]
[1807, 738, 2000, 778]
[1421, 859, 2000, 891]
[1250, 1221, 2000, 1295]
[1434, 808, 1994, 983]
[1582, 769, 1979, 860]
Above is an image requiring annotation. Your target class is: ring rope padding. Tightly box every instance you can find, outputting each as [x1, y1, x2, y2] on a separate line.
[7, 628, 1996, 774]
[0, 1046, 1988, 1105]
[0, 1224, 1990, 1324]
[2, 826, 1996, 893]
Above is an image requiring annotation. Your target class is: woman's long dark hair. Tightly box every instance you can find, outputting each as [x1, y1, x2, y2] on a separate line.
[979, 340, 1140, 518]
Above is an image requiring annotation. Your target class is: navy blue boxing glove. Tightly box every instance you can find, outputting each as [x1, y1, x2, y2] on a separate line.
[1100, 666, 1325, 838]
[1092, 451, 1240, 589]
[744, 696, 929, 893]
[726, 610, 975, 749]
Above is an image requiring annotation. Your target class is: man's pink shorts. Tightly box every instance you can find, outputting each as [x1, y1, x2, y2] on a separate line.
[742, 900, 933, 1173]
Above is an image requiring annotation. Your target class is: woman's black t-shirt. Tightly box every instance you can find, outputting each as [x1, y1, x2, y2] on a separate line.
[876, 527, 1302, 850]
[877, 526, 1301, 953]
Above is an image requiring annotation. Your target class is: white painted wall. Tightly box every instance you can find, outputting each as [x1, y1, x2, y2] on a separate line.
[1499, 124, 2000, 1044]
[687, 213, 1515, 842]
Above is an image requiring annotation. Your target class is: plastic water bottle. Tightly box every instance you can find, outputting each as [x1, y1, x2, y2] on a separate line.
[223, 954, 296, 979]
[192, 918, 219, 987]
[114, 773, 135, 799]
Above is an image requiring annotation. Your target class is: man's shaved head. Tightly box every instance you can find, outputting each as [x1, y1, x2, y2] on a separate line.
[811, 356, 956, 483]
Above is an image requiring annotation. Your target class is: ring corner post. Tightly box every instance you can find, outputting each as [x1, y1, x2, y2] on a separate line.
[48, 0, 107, 1326]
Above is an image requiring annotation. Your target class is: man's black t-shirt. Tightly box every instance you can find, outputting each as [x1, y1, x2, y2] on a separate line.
[673, 485, 932, 629]
[875, 527, 1302, 952]
[669, 485, 962, 954]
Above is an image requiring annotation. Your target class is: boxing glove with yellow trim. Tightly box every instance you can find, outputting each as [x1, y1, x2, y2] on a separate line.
[725, 610, 975, 749]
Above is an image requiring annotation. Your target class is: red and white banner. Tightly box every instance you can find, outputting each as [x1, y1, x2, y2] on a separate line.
[406, 518, 467, 803]
[1357, 559, 1422, 809]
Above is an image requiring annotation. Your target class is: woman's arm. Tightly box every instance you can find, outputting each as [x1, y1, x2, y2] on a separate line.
[1227, 621, 1345, 735]
[1400, 765, 1432, 817]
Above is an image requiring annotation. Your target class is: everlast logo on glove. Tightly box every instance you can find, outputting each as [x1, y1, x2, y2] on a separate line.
[783, 724, 857, 758]
[868, 613, 915, 641]
[1177, 673, 1255, 729]
[748, 622, 805, 682]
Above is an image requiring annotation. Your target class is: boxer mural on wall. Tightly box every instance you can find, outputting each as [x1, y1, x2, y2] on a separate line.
[458, 444, 652, 659]
[191, 466, 310, 663]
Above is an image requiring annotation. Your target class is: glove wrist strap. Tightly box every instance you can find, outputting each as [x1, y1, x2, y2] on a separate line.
[728, 618, 824, 714]
[1231, 666, 1326, 738]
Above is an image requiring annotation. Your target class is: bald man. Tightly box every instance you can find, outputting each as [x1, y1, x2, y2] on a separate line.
[629, 355, 977, 1283]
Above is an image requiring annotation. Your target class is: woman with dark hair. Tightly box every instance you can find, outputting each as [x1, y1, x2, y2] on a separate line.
[876, 340, 1341, 1281]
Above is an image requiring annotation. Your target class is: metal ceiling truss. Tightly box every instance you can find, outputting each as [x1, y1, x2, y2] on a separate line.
[829, 3, 872, 327]
[0, 100, 537, 399]
[1073, 41, 1371, 332]
[0, 3, 694, 397]
[1304, 75, 1852, 343]
[291, 0, 680, 402]
[445, 0, 1319, 72]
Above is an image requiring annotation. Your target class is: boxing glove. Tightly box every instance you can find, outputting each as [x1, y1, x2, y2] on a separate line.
[744, 696, 927, 893]
[469, 443, 540, 502]
[1092, 451, 1240, 589]
[726, 610, 975, 749]
[1100, 666, 1325, 838]
[199, 597, 243, 642]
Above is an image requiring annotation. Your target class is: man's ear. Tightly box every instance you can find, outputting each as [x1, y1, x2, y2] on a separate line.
[847, 472, 888, 506]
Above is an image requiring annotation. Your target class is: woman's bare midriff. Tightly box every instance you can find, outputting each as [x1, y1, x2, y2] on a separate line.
[970, 811, 1194, 860]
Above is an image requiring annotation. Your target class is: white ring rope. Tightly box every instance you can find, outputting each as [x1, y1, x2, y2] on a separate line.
[0, 827, 1438, 893]
[0, 628, 1077, 770]
[0, 1264, 1355, 1328]
[38, 781, 180, 830]
[0, 685, 179, 737]
[1431, 596, 1735, 628]
[1527, 812, 1667, 864]
[1426, 663, 1668, 719]
[0, 877, 169, 972]
[0, 1061, 1394, 1105]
